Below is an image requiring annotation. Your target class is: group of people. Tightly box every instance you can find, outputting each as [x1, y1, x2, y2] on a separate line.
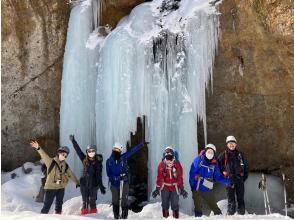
[30, 135, 248, 219]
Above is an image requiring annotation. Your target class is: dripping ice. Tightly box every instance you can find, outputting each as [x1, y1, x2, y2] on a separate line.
[60, 0, 221, 214]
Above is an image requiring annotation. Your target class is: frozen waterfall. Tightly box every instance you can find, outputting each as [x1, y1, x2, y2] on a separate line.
[60, 0, 104, 176]
[60, 0, 221, 214]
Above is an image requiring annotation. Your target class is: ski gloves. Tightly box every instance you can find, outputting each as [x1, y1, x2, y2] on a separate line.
[179, 187, 188, 198]
[152, 187, 161, 198]
[100, 185, 106, 194]
[69, 134, 75, 142]
[152, 187, 188, 198]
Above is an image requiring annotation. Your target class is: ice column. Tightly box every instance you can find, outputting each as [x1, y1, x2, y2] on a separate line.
[60, 0, 102, 177]
[95, 1, 220, 213]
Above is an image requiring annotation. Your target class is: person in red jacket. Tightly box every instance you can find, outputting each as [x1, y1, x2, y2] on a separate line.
[152, 146, 188, 218]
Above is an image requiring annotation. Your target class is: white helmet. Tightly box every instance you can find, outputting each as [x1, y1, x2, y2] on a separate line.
[205, 143, 216, 152]
[112, 143, 123, 152]
[226, 136, 237, 143]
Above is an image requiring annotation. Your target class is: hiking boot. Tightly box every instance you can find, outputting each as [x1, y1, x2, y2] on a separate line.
[173, 209, 179, 218]
[113, 205, 120, 219]
[81, 208, 88, 215]
[89, 208, 97, 214]
[121, 207, 128, 219]
[195, 211, 202, 217]
[162, 209, 169, 218]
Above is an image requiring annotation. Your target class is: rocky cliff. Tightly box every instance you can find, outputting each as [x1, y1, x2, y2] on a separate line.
[1, 0, 70, 168]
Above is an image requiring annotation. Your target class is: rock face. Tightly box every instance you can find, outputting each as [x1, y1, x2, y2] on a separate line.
[101, 0, 145, 27]
[1, 0, 293, 202]
[206, 0, 294, 201]
[1, 0, 70, 170]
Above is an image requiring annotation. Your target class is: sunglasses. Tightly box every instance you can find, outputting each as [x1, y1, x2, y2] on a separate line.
[87, 150, 96, 153]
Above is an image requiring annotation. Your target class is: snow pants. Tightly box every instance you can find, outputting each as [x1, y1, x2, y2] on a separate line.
[41, 188, 65, 214]
[111, 183, 129, 219]
[192, 189, 221, 216]
[161, 189, 179, 211]
[111, 183, 129, 207]
[80, 185, 98, 209]
[226, 181, 245, 215]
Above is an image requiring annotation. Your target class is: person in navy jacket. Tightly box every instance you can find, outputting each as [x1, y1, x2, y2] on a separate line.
[69, 135, 106, 215]
[106, 142, 146, 219]
[189, 144, 231, 217]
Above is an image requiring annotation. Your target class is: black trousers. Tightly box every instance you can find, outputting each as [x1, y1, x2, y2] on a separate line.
[111, 183, 129, 208]
[80, 185, 99, 209]
[41, 188, 65, 214]
[161, 189, 179, 211]
[226, 181, 245, 215]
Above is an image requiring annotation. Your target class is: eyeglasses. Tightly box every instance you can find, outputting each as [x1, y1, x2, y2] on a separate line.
[87, 150, 96, 153]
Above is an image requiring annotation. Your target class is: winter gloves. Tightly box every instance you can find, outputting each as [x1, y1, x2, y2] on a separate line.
[69, 134, 75, 142]
[100, 185, 106, 194]
[152, 187, 188, 198]
[179, 187, 188, 198]
[119, 174, 128, 181]
[152, 187, 161, 198]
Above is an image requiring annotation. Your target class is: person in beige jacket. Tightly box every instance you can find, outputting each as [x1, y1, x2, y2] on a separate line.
[30, 141, 79, 214]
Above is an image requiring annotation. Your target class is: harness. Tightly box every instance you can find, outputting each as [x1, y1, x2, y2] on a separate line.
[223, 150, 244, 177]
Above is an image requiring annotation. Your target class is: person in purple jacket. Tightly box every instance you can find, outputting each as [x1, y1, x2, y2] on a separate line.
[189, 144, 231, 217]
[106, 142, 147, 219]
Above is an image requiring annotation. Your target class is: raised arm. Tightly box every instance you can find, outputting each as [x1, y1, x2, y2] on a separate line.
[69, 135, 86, 162]
[122, 142, 145, 160]
[30, 141, 52, 168]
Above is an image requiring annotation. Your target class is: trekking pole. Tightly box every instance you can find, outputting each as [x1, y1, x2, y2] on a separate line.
[259, 174, 268, 215]
[262, 174, 271, 214]
[282, 172, 288, 216]
[265, 188, 271, 214]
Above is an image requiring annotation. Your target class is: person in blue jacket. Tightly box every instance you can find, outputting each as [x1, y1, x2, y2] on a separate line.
[189, 144, 231, 217]
[106, 142, 146, 219]
[69, 135, 106, 215]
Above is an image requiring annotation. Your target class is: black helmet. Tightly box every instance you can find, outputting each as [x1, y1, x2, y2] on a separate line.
[57, 146, 70, 154]
[86, 145, 97, 152]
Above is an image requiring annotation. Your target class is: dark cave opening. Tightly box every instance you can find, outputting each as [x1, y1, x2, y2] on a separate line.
[126, 116, 148, 213]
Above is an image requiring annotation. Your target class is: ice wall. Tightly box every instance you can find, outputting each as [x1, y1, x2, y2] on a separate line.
[60, 0, 104, 177]
[95, 0, 220, 213]
[60, 0, 221, 214]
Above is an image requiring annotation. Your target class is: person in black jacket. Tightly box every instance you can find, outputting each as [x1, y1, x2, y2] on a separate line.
[69, 135, 106, 215]
[218, 136, 249, 215]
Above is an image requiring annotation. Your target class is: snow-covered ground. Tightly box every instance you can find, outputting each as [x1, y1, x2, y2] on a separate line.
[1, 163, 291, 219]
